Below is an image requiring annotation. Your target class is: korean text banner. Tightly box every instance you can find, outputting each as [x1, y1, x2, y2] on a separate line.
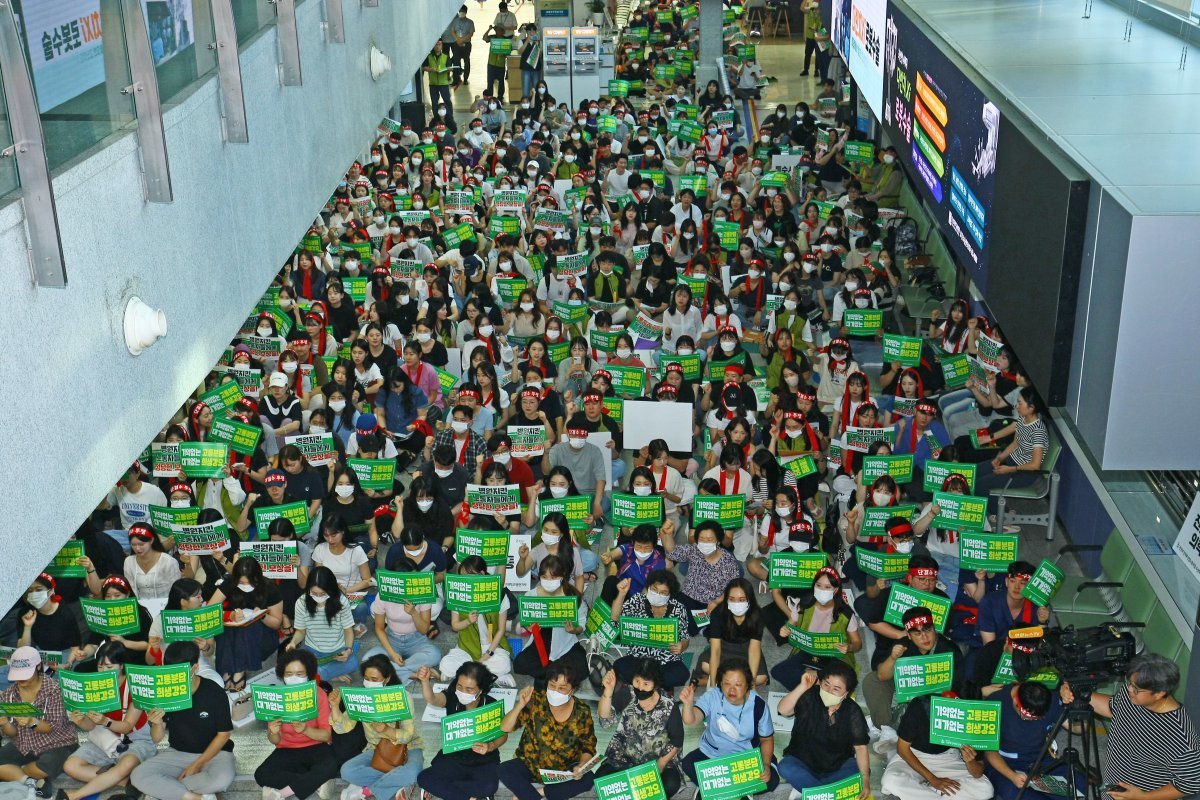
[882, 4, 1001, 286]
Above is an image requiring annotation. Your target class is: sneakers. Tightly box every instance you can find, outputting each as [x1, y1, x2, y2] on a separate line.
[496, 673, 516, 688]
[317, 781, 339, 800]
[341, 786, 366, 800]
[788, 791, 803, 800]
[873, 724, 899, 754]
[263, 789, 283, 800]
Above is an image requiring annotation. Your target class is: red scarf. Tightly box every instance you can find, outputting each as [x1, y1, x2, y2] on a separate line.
[719, 470, 740, 495]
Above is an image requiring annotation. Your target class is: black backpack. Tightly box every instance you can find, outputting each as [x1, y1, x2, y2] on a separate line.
[887, 216, 920, 259]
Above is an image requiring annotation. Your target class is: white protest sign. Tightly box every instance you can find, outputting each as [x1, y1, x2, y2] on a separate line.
[622, 399, 692, 453]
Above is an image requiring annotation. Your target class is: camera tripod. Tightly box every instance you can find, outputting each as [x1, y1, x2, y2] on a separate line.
[1016, 696, 1103, 800]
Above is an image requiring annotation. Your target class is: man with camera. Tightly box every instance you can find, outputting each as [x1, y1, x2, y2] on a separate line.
[1061, 653, 1200, 800]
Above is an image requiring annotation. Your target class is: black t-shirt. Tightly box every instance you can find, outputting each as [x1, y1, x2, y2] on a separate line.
[221, 578, 282, 611]
[366, 345, 400, 377]
[894, 636, 964, 694]
[328, 496, 375, 531]
[285, 470, 326, 503]
[897, 695, 948, 754]
[784, 690, 870, 773]
[568, 411, 623, 451]
[30, 604, 88, 651]
[437, 690, 501, 764]
[165, 676, 234, 754]
[707, 604, 764, 646]
[420, 342, 450, 368]
[420, 464, 469, 509]
[261, 395, 302, 429]
[855, 585, 951, 669]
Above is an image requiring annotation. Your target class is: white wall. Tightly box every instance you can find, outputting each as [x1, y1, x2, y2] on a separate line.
[0, 0, 455, 614]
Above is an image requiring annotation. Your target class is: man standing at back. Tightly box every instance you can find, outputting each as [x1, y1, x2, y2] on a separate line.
[445, 5, 476, 90]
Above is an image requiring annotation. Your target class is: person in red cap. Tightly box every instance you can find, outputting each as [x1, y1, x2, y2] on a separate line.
[0, 646, 77, 789]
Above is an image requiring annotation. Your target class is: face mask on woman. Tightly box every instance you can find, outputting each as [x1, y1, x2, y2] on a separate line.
[646, 589, 669, 606]
[549, 485, 569, 498]
[335, 484, 354, 498]
[283, 675, 307, 686]
[546, 689, 572, 707]
[873, 491, 892, 506]
[633, 484, 652, 497]
[540, 577, 563, 593]
[329, 400, 347, 413]
[455, 689, 479, 705]
[257, 325, 273, 337]
[416, 499, 434, 512]
[170, 499, 191, 509]
[311, 593, 329, 605]
[814, 588, 836, 604]
[819, 689, 844, 707]
[720, 340, 736, 353]
[25, 590, 49, 609]
[727, 601, 750, 616]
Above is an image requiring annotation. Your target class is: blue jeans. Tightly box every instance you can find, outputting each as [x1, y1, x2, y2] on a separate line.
[304, 640, 361, 681]
[579, 547, 599, 575]
[352, 593, 376, 625]
[521, 68, 539, 100]
[364, 629, 442, 683]
[611, 458, 627, 487]
[341, 748, 424, 798]
[777, 754, 857, 792]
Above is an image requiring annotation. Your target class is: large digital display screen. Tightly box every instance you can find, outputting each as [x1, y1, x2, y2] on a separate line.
[831, 0, 886, 121]
[882, 5, 1000, 283]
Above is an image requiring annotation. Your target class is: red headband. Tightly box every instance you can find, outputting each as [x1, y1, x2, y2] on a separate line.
[904, 613, 934, 630]
[909, 566, 938, 579]
[888, 521, 915, 537]
[36, 573, 62, 604]
[129, 524, 156, 541]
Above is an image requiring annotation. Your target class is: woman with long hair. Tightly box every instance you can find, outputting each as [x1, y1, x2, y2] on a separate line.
[285, 566, 359, 682]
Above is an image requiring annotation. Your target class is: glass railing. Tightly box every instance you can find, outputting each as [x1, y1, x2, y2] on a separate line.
[0, 70, 21, 198]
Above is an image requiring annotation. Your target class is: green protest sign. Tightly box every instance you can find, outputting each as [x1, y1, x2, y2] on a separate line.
[229, 367, 263, 398]
[714, 220, 741, 251]
[340, 685, 414, 722]
[151, 442, 182, 477]
[207, 417, 262, 456]
[595, 761, 667, 800]
[940, 353, 970, 389]
[929, 696, 1001, 750]
[0, 702, 42, 718]
[496, 276, 528, 306]
[179, 442, 229, 479]
[584, 599, 620, 649]
[605, 364, 646, 397]
[861, 503, 917, 537]
[441, 700, 505, 753]
[466, 484, 521, 516]
[861, 455, 914, 484]
[768, 552, 827, 588]
[695, 749, 766, 800]
[619, 616, 678, 649]
[601, 396, 624, 423]
[843, 425, 895, 453]
[657, 353, 702, 382]
[1021, 559, 1063, 606]
[46, 540, 86, 578]
[894, 652, 955, 702]
[990, 653, 1059, 688]
[960, 534, 1017, 573]
[341, 276, 368, 304]
[610, 492, 663, 528]
[854, 546, 910, 580]
[678, 173, 707, 198]
[881, 333, 923, 367]
[801, 772, 864, 800]
[843, 140, 875, 166]
[518, 595, 578, 628]
[539, 494, 594, 531]
[443, 222, 477, 249]
[932, 492, 987, 530]
[240, 541, 300, 579]
[149, 504, 199, 537]
[629, 311, 664, 342]
[253, 501, 311, 535]
[787, 627, 845, 657]
[250, 681, 319, 722]
[489, 215, 522, 238]
[347, 458, 396, 491]
[444, 574, 504, 614]
[58, 669, 121, 714]
[692, 495, 746, 529]
[489, 37, 513, 55]
[883, 584, 951, 632]
[782, 455, 819, 480]
[126, 663, 193, 712]
[553, 301, 589, 327]
[80, 598, 142, 636]
[508, 426, 548, 459]
[590, 329, 621, 353]
[435, 367, 459, 396]
[608, 79, 630, 97]
[390, 259, 423, 280]
[705, 353, 747, 382]
[284, 433, 337, 468]
[455, 528, 510, 566]
[175, 521, 231, 556]
[161, 606, 225, 642]
[198, 380, 244, 414]
[376, 570, 438, 605]
[923, 460, 977, 493]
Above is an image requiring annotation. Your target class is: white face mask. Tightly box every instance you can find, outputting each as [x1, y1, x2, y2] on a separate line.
[455, 689, 479, 705]
[335, 484, 354, 498]
[633, 485, 652, 497]
[569, 437, 587, 450]
[884, 154, 895, 164]
[281, 361, 298, 374]
[855, 298, 870, 309]
[783, 299, 800, 312]
[451, 420, 470, 434]
[697, 541, 718, 556]
[283, 675, 307, 685]
[416, 499, 434, 512]
[363, 680, 385, 688]
[171, 499, 191, 509]
[677, 347, 693, 355]
[541, 531, 561, 546]
[478, 325, 494, 337]
[257, 325, 273, 337]
[615, 347, 632, 359]
[813, 588, 837, 605]
[540, 577, 563, 593]
[821, 243, 832, 254]
[26, 590, 50, 609]
[873, 491, 892, 506]
[646, 589, 669, 606]
[776, 505, 792, 518]
[238, 583, 256, 593]
[682, 232, 695, 240]
[549, 484, 569, 498]
[720, 340, 736, 353]
[713, 304, 728, 315]
[520, 302, 535, 312]
[492, 451, 512, 465]
[893, 540, 915, 554]
[727, 601, 750, 616]
[784, 375, 800, 387]
[546, 329, 561, 341]
[844, 281, 859, 292]
[546, 689, 572, 707]
[329, 400, 347, 412]
[804, 261, 817, 273]
[309, 425, 326, 434]
[311, 592, 329, 604]
[779, 282, 792, 293]
[434, 467, 454, 478]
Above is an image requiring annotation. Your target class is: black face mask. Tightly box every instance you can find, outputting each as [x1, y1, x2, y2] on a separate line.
[632, 687, 655, 701]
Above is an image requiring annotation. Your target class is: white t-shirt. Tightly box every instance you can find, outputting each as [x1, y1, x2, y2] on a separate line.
[312, 543, 369, 588]
[107, 482, 167, 529]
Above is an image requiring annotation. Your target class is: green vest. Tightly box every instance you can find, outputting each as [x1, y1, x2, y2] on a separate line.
[794, 603, 855, 670]
[427, 52, 450, 86]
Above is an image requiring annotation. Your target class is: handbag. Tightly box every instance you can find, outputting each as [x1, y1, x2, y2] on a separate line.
[86, 726, 126, 759]
[370, 737, 409, 772]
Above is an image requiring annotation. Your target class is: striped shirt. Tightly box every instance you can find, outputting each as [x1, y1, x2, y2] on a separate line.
[293, 598, 354, 655]
[1102, 684, 1200, 796]
[1010, 416, 1049, 466]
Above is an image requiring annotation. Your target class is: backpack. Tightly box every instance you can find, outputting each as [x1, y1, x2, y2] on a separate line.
[887, 216, 920, 259]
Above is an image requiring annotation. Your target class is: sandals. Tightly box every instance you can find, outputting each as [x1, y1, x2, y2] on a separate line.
[229, 673, 247, 693]
[427, 623, 441, 641]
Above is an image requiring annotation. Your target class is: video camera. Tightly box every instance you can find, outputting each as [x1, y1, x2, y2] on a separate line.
[1013, 624, 1136, 695]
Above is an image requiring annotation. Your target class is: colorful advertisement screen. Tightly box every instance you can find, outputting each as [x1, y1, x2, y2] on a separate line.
[831, 0, 886, 121]
[882, 6, 1000, 281]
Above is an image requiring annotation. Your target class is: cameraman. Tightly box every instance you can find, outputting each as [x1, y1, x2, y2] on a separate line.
[1061, 653, 1200, 800]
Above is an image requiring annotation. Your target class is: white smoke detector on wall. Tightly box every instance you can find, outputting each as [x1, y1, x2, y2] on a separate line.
[124, 296, 167, 355]
[369, 45, 392, 81]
